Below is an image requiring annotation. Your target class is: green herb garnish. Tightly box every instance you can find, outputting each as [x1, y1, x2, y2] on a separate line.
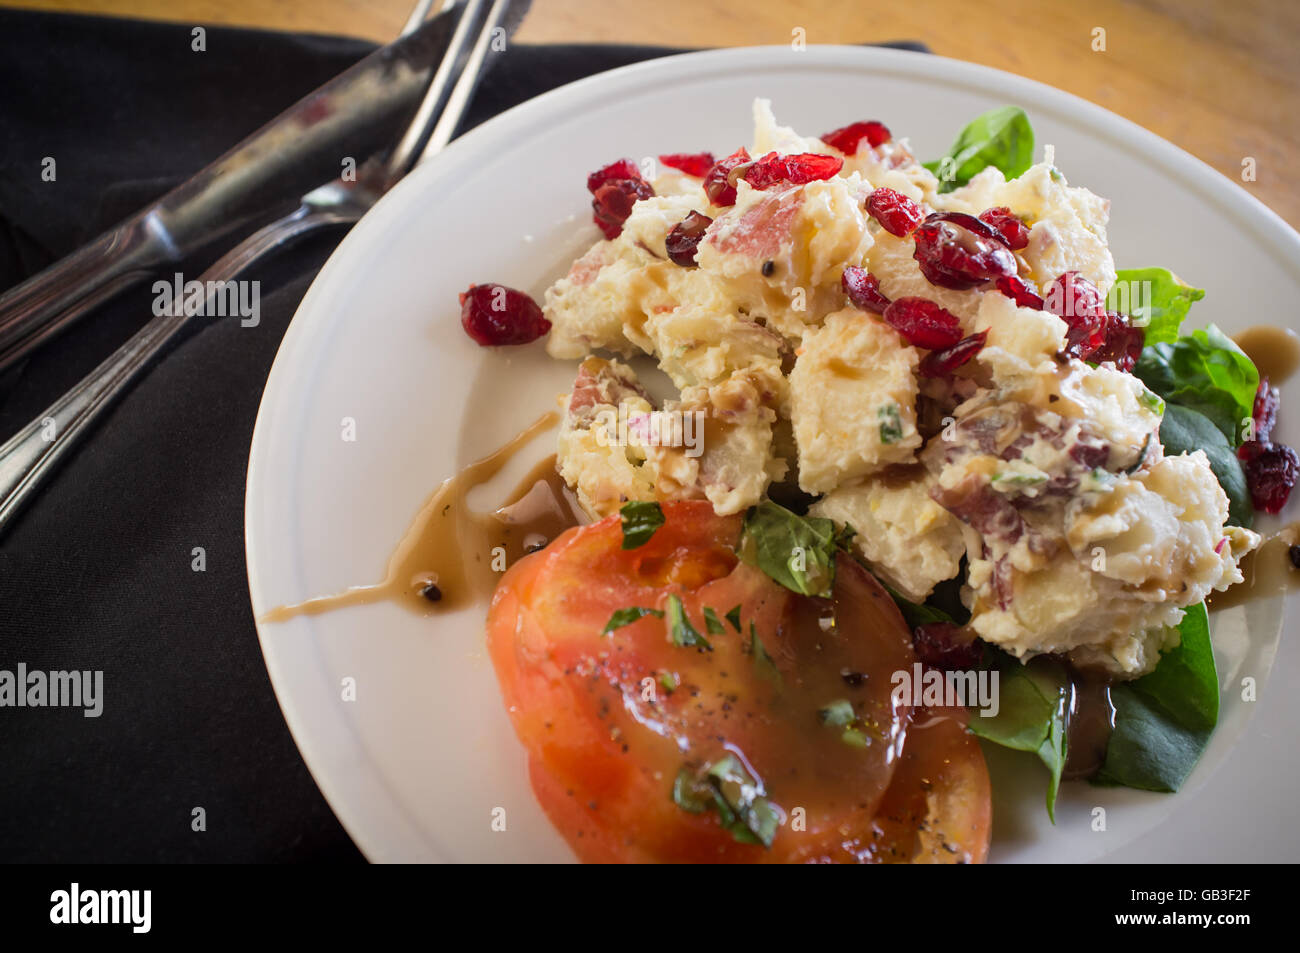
[817, 698, 856, 727]
[750, 622, 781, 687]
[666, 594, 711, 651]
[601, 606, 664, 635]
[619, 500, 665, 549]
[877, 403, 904, 444]
[672, 755, 782, 848]
[737, 500, 839, 598]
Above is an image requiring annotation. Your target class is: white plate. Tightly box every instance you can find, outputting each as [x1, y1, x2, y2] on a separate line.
[246, 45, 1300, 863]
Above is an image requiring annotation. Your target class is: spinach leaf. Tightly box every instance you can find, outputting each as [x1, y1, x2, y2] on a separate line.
[737, 501, 838, 598]
[923, 106, 1034, 193]
[1094, 603, 1218, 793]
[619, 500, 664, 549]
[884, 584, 954, 629]
[1134, 325, 1259, 446]
[666, 594, 711, 651]
[968, 651, 1070, 821]
[1107, 268, 1205, 344]
[601, 605, 664, 635]
[1159, 404, 1253, 527]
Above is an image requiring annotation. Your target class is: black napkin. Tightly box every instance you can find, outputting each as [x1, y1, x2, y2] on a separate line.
[0, 9, 926, 862]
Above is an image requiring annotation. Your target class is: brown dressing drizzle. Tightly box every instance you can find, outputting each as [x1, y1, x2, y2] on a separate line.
[1207, 521, 1300, 612]
[1233, 325, 1300, 385]
[1062, 673, 1116, 781]
[260, 412, 583, 623]
[1061, 522, 1299, 779]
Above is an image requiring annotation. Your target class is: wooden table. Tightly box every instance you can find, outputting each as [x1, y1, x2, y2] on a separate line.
[12, 0, 1300, 228]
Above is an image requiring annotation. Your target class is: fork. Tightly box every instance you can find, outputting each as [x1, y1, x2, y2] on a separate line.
[0, 0, 515, 534]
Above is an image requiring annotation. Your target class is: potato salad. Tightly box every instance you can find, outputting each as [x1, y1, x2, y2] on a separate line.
[539, 100, 1259, 680]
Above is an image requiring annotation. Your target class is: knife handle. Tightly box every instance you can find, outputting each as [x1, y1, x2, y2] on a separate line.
[0, 218, 166, 372]
[0, 204, 357, 536]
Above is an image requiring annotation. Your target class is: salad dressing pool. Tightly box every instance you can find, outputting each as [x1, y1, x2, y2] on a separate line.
[259, 412, 579, 623]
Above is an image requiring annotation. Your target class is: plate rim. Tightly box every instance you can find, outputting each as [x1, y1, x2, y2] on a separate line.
[245, 42, 1300, 863]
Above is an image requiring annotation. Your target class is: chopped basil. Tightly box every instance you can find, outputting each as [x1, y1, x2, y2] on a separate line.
[833, 521, 858, 551]
[703, 607, 726, 635]
[750, 622, 781, 687]
[737, 500, 839, 598]
[991, 471, 1048, 490]
[671, 769, 712, 814]
[725, 605, 743, 633]
[619, 500, 665, 549]
[817, 698, 855, 727]
[877, 403, 904, 444]
[659, 671, 679, 693]
[840, 728, 870, 748]
[666, 594, 711, 651]
[601, 605, 664, 635]
[1138, 385, 1166, 416]
[672, 755, 781, 848]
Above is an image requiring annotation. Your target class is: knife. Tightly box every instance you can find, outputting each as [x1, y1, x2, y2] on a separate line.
[0, 6, 464, 372]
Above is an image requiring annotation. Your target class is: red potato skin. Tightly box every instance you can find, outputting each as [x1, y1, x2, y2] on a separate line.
[487, 501, 991, 863]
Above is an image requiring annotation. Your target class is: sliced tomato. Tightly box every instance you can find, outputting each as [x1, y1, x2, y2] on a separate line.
[487, 500, 991, 863]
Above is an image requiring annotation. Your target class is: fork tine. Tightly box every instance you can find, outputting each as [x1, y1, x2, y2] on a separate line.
[421, 0, 514, 160]
[385, 0, 493, 183]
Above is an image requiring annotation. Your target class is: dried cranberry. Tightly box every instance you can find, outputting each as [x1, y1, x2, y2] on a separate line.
[882, 297, 964, 350]
[1252, 378, 1280, 444]
[459, 284, 551, 347]
[912, 622, 982, 671]
[1044, 272, 1108, 360]
[659, 152, 716, 177]
[978, 207, 1030, 250]
[591, 178, 654, 240]
[703, 147, 751, 207]
[1238, 441, 1298, 514]
[743, 151, 844, 190]
[995, 275, 1045, 310]
[919, 330, 988, 377]
[866, 188, 925, 237]
[665, 211, 713, 267]
[586, 159, 644, 193]
[1090, 311, 1145, 372]
[911, 212, 1016, 291]
[820, 120, 892, 155]
[841, 265, 890, 313]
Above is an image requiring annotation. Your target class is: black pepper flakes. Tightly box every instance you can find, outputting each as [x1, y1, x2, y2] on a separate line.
[419, 582, 443, 602]
[761, 259, 776, 277]
[1289, 544, 1300, 570]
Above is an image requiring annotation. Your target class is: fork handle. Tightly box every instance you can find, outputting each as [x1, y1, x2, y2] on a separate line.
[0, 207, 352, 535]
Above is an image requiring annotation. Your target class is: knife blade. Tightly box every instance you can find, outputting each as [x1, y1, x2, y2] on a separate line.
[0, 6, 464, 371]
